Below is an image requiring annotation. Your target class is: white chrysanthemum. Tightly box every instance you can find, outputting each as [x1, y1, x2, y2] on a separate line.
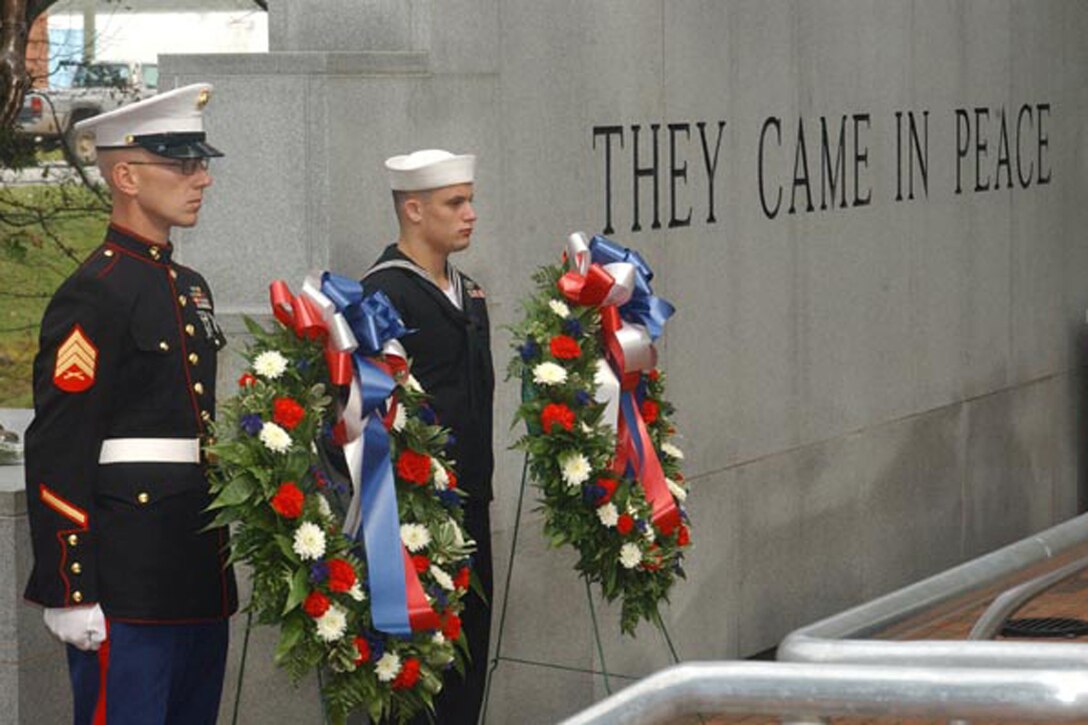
[292, 521, 326, 560]
[392, 403, 407, 432]
[374, 652, 402, 682]
[315, 604, 347, 642]
[316, 494, 332, 520]
[432, 632, 446, 646]
[348, 583, 366, 602]
[532, 362, 567, 386]
[432, 462, 450, 490]
[253, 350, 288, 379]
[259, 422, 292, 453]
[596, 502, 619, 527]
[400, 523, 431, 552]
[660, 442, 685, 460]
[549, 299, 570, 318]
[559, 451, 591, 488]
[430, 564, 455, 591]
[666, 477, 687, 502]
[405, 375, 424, 393]
[619, 543, 643, 569]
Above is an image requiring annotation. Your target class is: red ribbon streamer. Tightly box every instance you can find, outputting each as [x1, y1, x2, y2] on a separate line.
[615, 393, 681, 536]
[558, 267, 681, 535]
[403, 549, 441, 630]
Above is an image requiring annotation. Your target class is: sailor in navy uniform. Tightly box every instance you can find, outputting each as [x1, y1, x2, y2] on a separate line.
[363, 149, 494, 725]
[23, 83, 237, 725]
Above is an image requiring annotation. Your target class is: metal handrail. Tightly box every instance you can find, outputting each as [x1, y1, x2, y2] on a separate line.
[561, 514, 1088, 724]
[969, 555, 1088, 639]
[559, 662, 1088, 724]
[778, 512, 1088, 669]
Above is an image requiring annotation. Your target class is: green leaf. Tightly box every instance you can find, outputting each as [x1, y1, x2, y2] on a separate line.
[274, 615, 304, 664]
[206, 474, 257, 510]
[274, 534, 298, 562]
[367, 697, 383, 724]
[283, 566, 309, 615]
[243, 315, 268, 338]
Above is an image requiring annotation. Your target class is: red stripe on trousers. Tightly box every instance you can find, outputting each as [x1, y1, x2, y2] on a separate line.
[93, 621, 110, 725]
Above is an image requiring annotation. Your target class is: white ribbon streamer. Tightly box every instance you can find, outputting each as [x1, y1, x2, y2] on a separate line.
[594, 358, 622, 436]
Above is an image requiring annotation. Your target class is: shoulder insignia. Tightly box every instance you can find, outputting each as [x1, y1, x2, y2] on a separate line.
[53, 325, 97, 392]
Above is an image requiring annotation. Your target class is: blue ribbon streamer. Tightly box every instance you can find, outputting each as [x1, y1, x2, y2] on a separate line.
[322, 272, 414, 634]
[589, 235, 676, 340]
[352, 353, 410, 634]
[619, 392, 642, 479]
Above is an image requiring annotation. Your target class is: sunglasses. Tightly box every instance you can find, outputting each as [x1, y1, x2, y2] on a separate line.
[127, 158, 211, 176]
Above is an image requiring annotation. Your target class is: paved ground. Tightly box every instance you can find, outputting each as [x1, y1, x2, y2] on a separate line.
[683, 544, 1088, 725]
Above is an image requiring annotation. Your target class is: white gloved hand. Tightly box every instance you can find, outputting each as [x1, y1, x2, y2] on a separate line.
[43, 604, 107, 651]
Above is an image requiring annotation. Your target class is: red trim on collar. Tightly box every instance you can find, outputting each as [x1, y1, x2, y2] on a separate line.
[109, 223, 169, 249]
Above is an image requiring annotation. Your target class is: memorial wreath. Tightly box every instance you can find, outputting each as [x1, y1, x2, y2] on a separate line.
[508, 233, 691, 635]
[207, 272, 475, 724]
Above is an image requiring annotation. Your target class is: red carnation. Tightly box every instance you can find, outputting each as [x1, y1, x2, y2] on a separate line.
[454, 566, 470, 591]
[677, 524, 691, 547]
[549, 335, 582, 360]
[272, 397, 306, 430]
[270, 482, 304, 519]
[396, 449, 432, 485]
[441, 612, 462, 641]
[303, 591, 330, 618]
[238, 372, 257, 388]
[640, 399, 660, 424]
[446, 469, 458, 490]
[411, 554, 431, 573]
[540, 403, 575, 434]
[648, 369, 660, 381]
[326, 558, 357, 593]
[596, 477, 618, 504]
[392, 657, 421, 690]
[616, 514, 635, 535]
[353, 636, 370, 665]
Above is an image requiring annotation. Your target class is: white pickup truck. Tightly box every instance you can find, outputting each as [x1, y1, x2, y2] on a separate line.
[16, 60, 158, 163]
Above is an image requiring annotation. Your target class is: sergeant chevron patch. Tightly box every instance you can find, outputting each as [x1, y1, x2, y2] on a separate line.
[53, 325, 97, 392]
[39, 484, 88, 526]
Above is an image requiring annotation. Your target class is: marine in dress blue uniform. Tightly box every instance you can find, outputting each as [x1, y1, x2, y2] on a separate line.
[23, 83, 237, 725]
[363, 150, 494, 725]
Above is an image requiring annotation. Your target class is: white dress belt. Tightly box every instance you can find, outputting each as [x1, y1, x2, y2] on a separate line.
[98, 438, 201, 464]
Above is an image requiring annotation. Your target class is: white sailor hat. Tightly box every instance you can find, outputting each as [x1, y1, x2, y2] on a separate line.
[75, 82, 223, 158]
[384, 149, 475, 191]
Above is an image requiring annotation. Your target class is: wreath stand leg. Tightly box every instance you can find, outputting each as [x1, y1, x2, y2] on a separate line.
[583, 575, 612, 695]
[651, 610, 707, 723]
[316, 667, 333, 725]
[479, 455, 530, 725]
[650, 609, 681, 665]
[230, 609, 254, 725]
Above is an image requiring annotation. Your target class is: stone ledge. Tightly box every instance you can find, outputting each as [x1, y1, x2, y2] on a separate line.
[0, 467, 26, 518]
[159, 51, 431, 77]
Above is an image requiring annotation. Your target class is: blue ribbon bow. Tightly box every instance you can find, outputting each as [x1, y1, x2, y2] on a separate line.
[589, 235, 676, 340]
